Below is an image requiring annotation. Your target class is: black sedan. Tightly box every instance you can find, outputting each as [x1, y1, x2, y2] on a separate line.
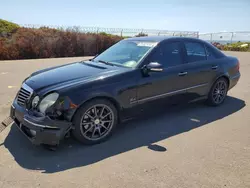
[10, 36, 240, 146]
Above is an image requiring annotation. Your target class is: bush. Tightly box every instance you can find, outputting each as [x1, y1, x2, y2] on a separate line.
[0, 27, 123, 60]
[0, 19, 19, 36]
[212, 42, 250, 52]
[135, 32, 148, 37]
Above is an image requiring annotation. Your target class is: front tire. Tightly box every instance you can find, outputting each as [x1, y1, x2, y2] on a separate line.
[72, 99, 118, 145]
[206, 77, 228, 106]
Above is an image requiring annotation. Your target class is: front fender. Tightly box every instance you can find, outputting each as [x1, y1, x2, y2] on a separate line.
[58, 90, 121, 122]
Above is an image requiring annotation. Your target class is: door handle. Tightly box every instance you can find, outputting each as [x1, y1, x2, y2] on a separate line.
[178, 72, 188, 76]
[211, 65, 218, 70]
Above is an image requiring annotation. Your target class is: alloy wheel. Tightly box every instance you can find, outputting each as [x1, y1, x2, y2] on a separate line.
[80, 104, 114, 141]
[212, 80, 227, 104]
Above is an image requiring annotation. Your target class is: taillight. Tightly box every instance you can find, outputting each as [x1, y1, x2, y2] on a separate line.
[236, 61, 240, 71]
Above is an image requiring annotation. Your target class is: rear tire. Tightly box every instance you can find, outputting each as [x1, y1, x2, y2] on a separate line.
[206, 77, 228, 106]
[72, 99, 118, 145]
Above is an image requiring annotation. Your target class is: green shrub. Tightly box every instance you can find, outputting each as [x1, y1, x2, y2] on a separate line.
[212, 42, 250, 52]
[0, 19, 19, 35]
[223, 42, 250, 52]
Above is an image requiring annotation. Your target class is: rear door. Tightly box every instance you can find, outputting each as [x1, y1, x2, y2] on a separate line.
[181, 41, 218, 100]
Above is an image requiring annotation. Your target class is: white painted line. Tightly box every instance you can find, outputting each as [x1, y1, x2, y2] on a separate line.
[7, 86, 17, 89]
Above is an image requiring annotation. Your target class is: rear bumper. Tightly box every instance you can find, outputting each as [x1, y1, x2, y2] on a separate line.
[229, 72, 240, 90]
[10, 100, 72, 146]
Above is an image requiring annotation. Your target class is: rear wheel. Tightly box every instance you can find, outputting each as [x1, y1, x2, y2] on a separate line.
[206, 77, 228, 106]
[72, 99, 118, 145]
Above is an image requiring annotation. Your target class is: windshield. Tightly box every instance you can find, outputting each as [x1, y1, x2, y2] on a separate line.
[93, 40, 157, 68]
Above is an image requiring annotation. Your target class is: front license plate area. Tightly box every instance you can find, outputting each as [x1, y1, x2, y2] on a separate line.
[10, 105, 15, 119]
[14, 109, 25, 124]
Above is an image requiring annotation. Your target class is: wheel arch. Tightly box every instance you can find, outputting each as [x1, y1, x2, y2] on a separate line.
[218, 75, 230, 87]
[70, 95, 122, 122]
[211, 74, 230, 89]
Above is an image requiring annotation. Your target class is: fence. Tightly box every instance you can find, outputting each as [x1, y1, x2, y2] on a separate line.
[199, 31, 250, 44]
[19, 24, 250, 44]
[20, 24, 199, 38]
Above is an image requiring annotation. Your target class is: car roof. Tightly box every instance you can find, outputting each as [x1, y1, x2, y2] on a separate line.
[124, 36, 226, 58]
[124, 36, 204, 43]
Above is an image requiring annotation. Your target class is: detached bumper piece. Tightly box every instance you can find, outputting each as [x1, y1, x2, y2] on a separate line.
[0, 116, 13, 133]
[10, 102, 72, 146]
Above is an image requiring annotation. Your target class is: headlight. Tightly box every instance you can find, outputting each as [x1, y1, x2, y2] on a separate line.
[32, 96, 40, 108]
[38, 93, 59, 114]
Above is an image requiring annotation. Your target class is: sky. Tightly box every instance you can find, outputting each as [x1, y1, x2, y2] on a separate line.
[1, 0, 250, 33]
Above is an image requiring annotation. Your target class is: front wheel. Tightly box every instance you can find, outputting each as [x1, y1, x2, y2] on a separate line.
[206, 77, 228, 106]
[72, 99, 118, 145]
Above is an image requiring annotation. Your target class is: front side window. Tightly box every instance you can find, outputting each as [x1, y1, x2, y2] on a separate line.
[94, 40, 157, 68]
[184, 42, 206, 63]
[147, 42, 183, 68]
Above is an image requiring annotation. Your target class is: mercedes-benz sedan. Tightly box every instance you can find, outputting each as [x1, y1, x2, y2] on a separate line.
[10, 36, 240, 146]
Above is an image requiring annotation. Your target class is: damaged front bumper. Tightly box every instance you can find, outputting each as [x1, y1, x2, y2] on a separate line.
[10, 100, 72, 146]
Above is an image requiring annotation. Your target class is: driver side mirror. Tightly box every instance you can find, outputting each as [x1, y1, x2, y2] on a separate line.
[146, 62, 163, 72]
[141, 62, 163, 76]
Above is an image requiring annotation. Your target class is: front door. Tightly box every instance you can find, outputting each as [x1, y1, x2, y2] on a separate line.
[136, 41, 188, 106]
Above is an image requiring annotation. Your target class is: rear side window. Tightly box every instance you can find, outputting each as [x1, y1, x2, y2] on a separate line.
[148, 42, 183, 68]
[205, 45, 218, 60]
[184, 42, 206, 63]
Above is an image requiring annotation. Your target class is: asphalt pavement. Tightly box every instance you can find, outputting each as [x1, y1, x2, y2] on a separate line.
[0, 52, 249, 188]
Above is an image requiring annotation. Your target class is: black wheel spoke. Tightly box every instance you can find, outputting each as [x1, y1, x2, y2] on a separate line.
[91, 128, 97, 138]
[214, 95, 218, 102]
[82, 122, 92, 126]
[100, 107, 105, 117]
[101, 112, 111, 119]
[102, 120, 112, 123]
[220, 83, 223, 90]
[219, 82, 222, 89]
[100, 124, 108, 130]
[93, 107, 98, 117]
[83, 125, 94, 135]
[218, 96, 221, 102]
[97, 128, 102, 136]
[86, 113, 94, 120]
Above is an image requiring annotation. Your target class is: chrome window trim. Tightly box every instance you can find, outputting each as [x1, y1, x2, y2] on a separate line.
[132, 83, 208, 104]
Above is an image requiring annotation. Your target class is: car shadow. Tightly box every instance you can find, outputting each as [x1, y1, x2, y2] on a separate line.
[3, 96, 245, 173]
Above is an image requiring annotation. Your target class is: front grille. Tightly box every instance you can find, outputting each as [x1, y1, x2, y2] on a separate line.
[17, 83, 33, 106]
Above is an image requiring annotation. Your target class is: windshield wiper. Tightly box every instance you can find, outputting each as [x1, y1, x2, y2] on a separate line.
[97, 60, 114, 66]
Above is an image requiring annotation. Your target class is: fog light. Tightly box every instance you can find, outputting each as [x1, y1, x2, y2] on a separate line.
[32, 96, 40, 108]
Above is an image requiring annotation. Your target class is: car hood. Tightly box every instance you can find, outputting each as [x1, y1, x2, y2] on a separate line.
[25, 61, 127, 91]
